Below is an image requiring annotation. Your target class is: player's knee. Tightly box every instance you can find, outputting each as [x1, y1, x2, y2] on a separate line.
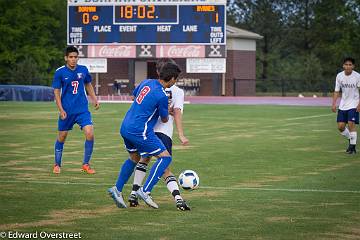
[158, 150, 171, 157]
[338, 127, 345, 132]
[129, 152, 140, 162]
[84, 129, 94, 140]
[348, 123, 356, 131]
[58, 132, 68, 142]
[140, 157, 151, 164]
[337, 124, 346, 132]
[85, 132, 94, 141]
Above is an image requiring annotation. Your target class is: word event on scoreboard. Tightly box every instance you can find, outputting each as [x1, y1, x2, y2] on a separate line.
[67, 0, 226, 45]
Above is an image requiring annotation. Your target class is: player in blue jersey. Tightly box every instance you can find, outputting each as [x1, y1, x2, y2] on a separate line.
[52, 46, 100, 174]
[129, 59, 190, 210]
[108, 59, 190, 211]
[108, 62, 181, 209]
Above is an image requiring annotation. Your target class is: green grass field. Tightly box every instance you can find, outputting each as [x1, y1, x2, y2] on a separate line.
[0, 102, 359, 240]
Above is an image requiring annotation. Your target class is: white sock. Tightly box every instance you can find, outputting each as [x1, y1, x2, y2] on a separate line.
[131, 163, 147, 194]
[350, 131, 357, 145]
[167, 181, 180, 193]
[165, 176, 182, 201]
[341, 128, 350, 139]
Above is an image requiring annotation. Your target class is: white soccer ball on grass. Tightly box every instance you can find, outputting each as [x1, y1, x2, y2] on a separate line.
[178, 170, 199, 190]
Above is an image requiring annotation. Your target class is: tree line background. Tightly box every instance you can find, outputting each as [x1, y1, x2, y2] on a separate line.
[0, 0, 359, 94]
[228, 0, 360, 95]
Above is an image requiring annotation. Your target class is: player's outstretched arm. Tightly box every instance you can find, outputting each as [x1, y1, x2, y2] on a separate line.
[332, 91, 339, 113]
[54, 89, 67, 120]
[85, 83, 100, 110]
[174, 108, 189, 145]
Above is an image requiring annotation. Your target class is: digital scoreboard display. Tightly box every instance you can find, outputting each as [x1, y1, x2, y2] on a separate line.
[67, 0, 226, 45]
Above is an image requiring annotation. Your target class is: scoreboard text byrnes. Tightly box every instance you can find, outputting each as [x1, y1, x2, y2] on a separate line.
[67, 3, 226, 45]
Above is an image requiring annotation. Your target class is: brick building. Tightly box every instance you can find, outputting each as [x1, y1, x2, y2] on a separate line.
[79, 25, 262, 96]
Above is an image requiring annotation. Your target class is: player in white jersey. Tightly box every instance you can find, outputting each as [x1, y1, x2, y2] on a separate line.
[332, 57, 360, 154]
[129, 58, 190, 210]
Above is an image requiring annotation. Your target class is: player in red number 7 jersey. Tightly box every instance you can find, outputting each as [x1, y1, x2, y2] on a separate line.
[52, 46, 100, 174]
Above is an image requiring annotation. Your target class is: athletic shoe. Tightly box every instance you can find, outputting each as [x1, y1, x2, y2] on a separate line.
[53, 165, 61, 174]
[136, 188, 158, 209]
[108, 186, 127, 208]
[346, 140, 351, 153]
[128, 193, 139, 207]
[176, 199, 191, 211]
[82, 164, 96, 174]
[347, 145, 357, 154]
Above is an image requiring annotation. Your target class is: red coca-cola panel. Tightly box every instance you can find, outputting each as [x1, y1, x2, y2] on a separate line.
[87, 45, 136, 58]
[156, 45, 205, 58]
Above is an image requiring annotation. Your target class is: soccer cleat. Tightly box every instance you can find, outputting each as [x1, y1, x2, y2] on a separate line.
[53, 165, 61, 174]
[128, 193, 139, 207]
[108, 186, 127, 208]
[347, 146, 357, 154]
[346, 140, 351, 153]
[346, 145, 352, 153]
[136, 188, 159, 209]
[346, 144, 356, 154]
[347, 149, 357, 154]
[82, 164, 96, 174]
[176, 199, 191, 211]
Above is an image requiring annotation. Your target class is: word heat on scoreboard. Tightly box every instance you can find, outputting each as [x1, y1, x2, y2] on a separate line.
[67, 0, 226, 45]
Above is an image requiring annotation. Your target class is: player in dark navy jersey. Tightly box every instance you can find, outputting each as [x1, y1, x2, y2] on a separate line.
[52, 46, 100, 174]
[108, 62, 181, 209]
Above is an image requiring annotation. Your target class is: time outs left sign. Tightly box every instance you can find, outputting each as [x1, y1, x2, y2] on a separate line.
[67, 0, 226, 45]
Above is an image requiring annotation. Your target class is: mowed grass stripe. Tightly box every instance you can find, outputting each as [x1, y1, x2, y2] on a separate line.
[1, 102, 359, 240]
[0, 179, 360, 194]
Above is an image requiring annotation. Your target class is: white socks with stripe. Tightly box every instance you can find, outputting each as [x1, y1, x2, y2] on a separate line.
[350, 131, 357, 145]
[341, 128, 350, 139]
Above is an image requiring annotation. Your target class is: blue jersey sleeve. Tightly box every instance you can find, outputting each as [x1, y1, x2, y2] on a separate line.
[158, 95, 169, 119]
[52, 70, 62, 89]
[84, 67, 92, 84]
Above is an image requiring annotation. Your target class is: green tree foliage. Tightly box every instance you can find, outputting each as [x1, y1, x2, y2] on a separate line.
[1, 0, 359, 93]
[0, 0, 66, 85]
[228, 0, 360, 93]
[8, 56, 47, 85]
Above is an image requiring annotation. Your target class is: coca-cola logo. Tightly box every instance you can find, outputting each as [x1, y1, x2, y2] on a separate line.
[167, 46, 203, 58]
[98, 46, 135, 58]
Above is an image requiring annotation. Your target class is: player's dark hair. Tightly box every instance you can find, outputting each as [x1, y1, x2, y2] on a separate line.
[156, 58, 176, 73]
[343, 57, 355, 64]
[65, 46, 79, 56]
[159, 62, 181, 82]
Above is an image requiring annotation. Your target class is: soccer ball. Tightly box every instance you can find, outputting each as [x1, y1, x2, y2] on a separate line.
[178, 170, 199, 190]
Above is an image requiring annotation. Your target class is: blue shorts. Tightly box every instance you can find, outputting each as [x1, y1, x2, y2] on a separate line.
[122, 132, 167, 158]
[337, 108, 359, 124]
[58, 111, 93, 131]
[155, 132, 173, 155]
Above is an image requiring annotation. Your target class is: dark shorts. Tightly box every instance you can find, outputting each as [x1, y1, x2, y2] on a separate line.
[337, 108, 359, 124]
[58, 111, 93, 131]
[122, 132, 167, 158]
[155, 132, 173, 155]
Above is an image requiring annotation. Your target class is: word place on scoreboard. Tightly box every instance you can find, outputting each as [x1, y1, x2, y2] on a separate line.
[67, 0, 226, 45]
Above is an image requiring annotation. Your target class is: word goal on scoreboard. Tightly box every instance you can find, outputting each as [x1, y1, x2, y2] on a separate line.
[67, 0, 226, 45]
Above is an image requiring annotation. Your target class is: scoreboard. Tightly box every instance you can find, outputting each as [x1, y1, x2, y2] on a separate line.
[67, 0, 226, 45]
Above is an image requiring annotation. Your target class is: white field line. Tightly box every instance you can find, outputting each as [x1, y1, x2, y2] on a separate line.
[0, 180, 359, 194]
[285, 114, 333, 121]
